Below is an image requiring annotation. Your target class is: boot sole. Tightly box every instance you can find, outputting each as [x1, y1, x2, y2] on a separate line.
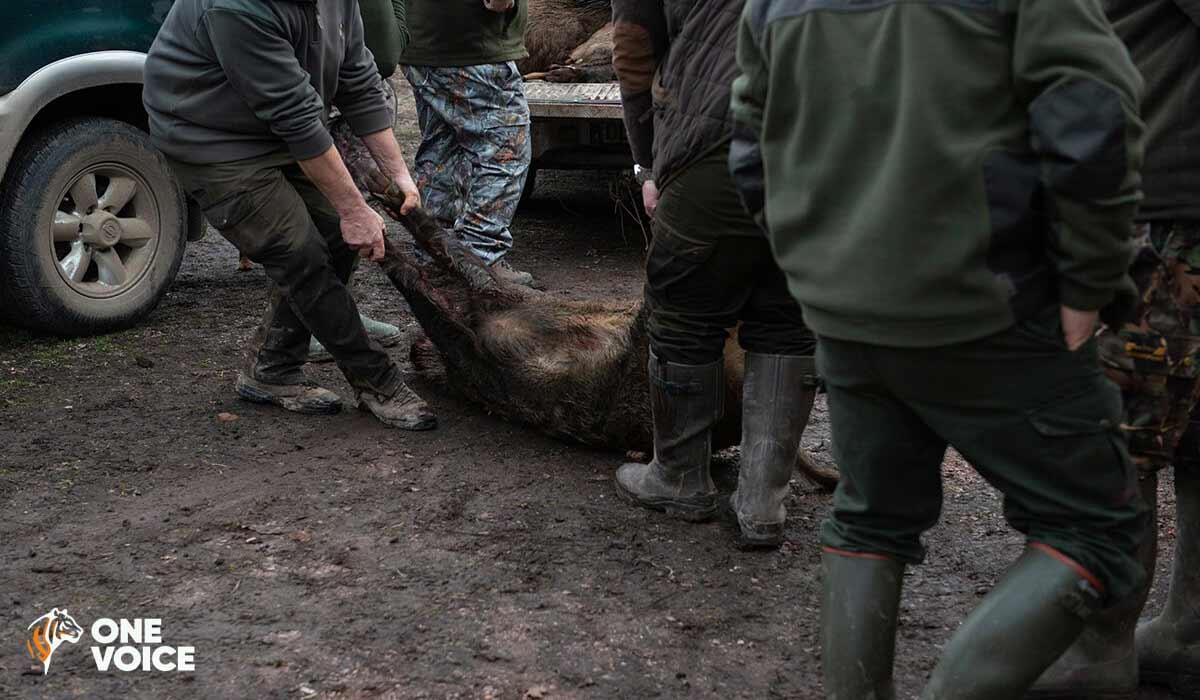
[357, 403, 437, 431]
[613, 478, 718, 523]
[736, 530, 785, 551]
[236, 383, 342, 416]
[307, 333, 404, 364]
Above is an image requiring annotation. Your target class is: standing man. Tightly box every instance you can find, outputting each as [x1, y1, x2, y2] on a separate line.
[399, 0, 535, 287]
[611, 0, 823, 549]
[143, 0, 436, 431]
[1029, 1, 1200, 697]
[733, 0, 1149, 696]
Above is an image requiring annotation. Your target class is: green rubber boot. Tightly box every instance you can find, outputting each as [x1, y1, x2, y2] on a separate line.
[730, 353, 818, 549]
[821, 548, 905, 700]
[1025, 473, 1159, 700]
[615, 353, 722, 522]
[1137, 463, 1200, 696]
[308, 314, 402, 363]
[921, 545, 1104, 700]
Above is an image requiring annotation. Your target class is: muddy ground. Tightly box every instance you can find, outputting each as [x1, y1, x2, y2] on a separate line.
[0, 88, 1184, 699]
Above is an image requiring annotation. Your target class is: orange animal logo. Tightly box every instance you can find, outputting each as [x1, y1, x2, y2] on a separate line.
[26, 608, 84, 674]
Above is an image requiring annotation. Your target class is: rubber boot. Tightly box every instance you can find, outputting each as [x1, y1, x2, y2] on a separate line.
[615, 353, 722, 522]
[308, 314, 403, 363]
[821, 548, 905, 700]
[1024, 473, 1158, 700]
[921, 545, 1104, 700]
[1137, 462, 1200, 696]
[730, 353, 817, 549]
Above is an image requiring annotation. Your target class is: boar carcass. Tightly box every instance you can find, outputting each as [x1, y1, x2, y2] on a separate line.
[520, 0, 615, 82]
[526, 23, 617, 83]
[368, 182, 838, 489]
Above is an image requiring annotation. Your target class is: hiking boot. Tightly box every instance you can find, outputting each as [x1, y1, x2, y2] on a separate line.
[489, 259, 535, 287]
[821, 548, 905, 699]
[922, 545, 1104, 700]
[615, 353, 722, 522]
[235, 372, 343, 415]
[308, 314, 403, 363]
[1025, 474, 1159, 700]
[357, 382, 437, 431]
[730, 353, 817, 549]
[1137, 462, 1200, 697]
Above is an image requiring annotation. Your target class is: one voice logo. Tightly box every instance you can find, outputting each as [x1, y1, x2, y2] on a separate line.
[25, 609, 195, 674]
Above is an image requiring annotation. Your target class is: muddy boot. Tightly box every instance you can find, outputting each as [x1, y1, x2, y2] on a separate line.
[308, 314, 403, 363]
[1025, 474, 1158, 700]
[821, 548, 905, 700]
[489, 259, 535, 288]
[236, 372, 343, 415]
[922, 545, 1104, 700]
[1137, 463, 1200, 696]
[357, 381, 437, 431]
[730, 353, 817, 549]
[615, 354, 722, 522]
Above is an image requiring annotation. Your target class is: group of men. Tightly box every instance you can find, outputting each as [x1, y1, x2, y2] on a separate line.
[139, 0, 1197, 697]
[615, 0, 1199, 698]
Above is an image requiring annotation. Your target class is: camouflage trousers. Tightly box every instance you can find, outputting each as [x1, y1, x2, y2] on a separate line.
[329, 77, 398, 196]
[1098, 222, 1200, 472]
[401, 62, 531, 265]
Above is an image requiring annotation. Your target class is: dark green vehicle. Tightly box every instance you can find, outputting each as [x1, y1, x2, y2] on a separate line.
[0, 1, 204, 335]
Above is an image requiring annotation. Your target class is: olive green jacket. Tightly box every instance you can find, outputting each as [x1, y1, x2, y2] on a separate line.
[731, 0, 1145, 348]
[361, 0, 409, 77]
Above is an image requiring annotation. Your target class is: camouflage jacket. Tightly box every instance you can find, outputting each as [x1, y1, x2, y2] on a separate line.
[611, 0, 743, 189]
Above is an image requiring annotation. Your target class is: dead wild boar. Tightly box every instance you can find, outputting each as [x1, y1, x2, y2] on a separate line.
[519, 0, 612, 77]
[366, 177, 839, 489]
[526, 23, 617, 83]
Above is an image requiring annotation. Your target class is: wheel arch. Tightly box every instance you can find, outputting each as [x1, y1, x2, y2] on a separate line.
[0, 51, 206, 247]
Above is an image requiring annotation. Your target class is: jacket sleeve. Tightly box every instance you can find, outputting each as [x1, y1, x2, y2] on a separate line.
[729, 0, 768, 223]
[333, 2, 394, 137]
[202, 9, 333, 161]
[611, 0, 667, 174]
[1012, 0, 1145, 312]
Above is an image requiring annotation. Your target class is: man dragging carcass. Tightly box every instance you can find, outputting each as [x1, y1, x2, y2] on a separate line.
[733, 0, 1149, 696]
[611, 0, 823, 549]
[143, 0, 435, 430]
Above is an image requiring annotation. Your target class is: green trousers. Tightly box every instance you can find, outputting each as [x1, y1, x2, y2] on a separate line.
[169, 151, 402, 397]
[818, 305, 1149, 601]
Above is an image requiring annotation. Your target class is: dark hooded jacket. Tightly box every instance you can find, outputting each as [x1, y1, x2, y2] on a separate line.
[611, 0, 743, 189]
[144, 0, 390, 164]
[1106, 0, 1200, 222]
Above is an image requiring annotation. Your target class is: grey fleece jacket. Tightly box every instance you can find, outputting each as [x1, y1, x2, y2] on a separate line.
[144, 0, 391, 164]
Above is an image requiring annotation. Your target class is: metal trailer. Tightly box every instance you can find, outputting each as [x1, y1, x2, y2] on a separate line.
[522, 81, 631, 198]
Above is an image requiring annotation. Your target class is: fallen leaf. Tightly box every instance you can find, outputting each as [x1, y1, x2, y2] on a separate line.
[217, 412, 239, 422]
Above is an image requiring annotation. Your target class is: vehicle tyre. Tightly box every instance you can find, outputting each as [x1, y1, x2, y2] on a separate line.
[0, 117, 186, 336]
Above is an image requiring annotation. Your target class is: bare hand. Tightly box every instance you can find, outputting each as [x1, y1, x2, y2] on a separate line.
[341, 203, 386, 262]
[483, 0, 514, 11]
[642, 180, 659, 218]
[392, 173, 421, 215]
[1061, 306, 1099, 351]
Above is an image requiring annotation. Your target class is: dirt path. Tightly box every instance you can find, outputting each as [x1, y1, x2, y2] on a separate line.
[0, 93, 1182, 700]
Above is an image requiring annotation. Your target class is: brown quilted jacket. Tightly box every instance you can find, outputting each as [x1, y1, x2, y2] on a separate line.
[611, 0, 743, 189]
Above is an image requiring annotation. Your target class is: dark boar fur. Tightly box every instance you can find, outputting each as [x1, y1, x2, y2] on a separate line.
[519, 0, 612, 76]
[528, 23, 617, 83]
[366, 175, 840, 489]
